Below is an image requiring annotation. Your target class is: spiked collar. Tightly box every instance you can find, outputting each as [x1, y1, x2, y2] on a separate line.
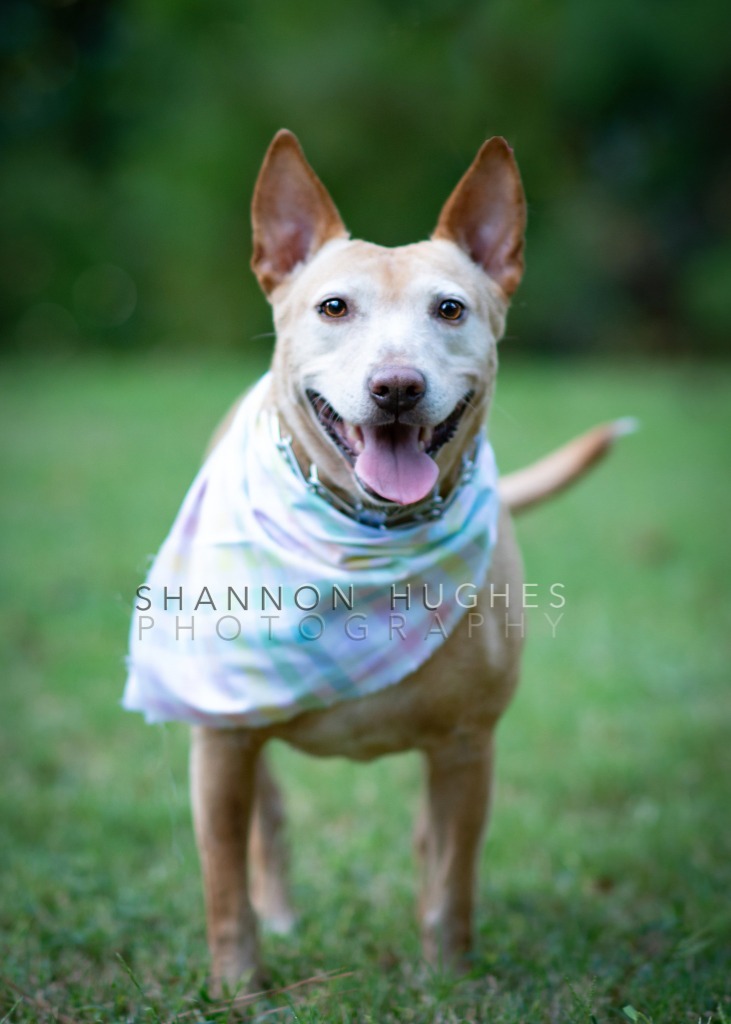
[272, 414, 483, 531]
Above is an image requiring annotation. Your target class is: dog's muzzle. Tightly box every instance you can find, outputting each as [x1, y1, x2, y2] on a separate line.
[306, 389, 474, 506]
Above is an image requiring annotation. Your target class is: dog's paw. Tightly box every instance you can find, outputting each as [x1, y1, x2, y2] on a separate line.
[260, 907, 297, 936]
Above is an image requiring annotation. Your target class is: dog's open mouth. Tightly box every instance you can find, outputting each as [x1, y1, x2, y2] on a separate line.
[306, 390, 474, 506]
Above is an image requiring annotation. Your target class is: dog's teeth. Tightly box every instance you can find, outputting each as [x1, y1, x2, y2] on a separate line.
[345, 423, 364, 454]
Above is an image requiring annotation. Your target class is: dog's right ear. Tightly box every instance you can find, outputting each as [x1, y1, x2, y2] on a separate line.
[251, 130, 348, 295]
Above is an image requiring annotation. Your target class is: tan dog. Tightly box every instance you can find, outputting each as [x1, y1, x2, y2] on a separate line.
[188, 130, 623, 991]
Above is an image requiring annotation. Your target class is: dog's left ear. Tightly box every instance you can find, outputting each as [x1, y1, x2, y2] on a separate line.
[433, 137, 527, 298]
[251, 130, 348, 295]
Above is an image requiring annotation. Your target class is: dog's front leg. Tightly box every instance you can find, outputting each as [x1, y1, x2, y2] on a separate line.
[249, 753, 296, 935]
[416, 730, 495, 968]
[190, 725, 263, 993]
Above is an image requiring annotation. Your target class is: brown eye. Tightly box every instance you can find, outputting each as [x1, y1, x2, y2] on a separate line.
[319, 297, 348, 318]
[438, 299, 465, 321]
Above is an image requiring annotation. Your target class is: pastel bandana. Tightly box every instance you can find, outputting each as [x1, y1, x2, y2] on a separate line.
[123, 374, 500, 728]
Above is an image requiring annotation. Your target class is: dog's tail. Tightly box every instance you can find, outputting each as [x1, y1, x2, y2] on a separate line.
[499, 418, 638, 513]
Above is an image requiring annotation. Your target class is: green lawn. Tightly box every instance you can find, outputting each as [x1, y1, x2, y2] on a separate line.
[0, 354, 729, 1023]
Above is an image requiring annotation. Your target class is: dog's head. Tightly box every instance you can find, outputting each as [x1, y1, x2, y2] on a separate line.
[251, 130, 526, 508]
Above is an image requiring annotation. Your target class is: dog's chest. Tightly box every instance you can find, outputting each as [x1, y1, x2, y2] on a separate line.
[270, 530, 523, 761]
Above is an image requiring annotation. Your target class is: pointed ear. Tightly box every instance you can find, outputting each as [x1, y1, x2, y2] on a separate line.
[432, 137, 527, 298]
[251, 130, 348, 295]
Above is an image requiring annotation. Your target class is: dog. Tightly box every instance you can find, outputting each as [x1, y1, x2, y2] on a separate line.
[125, 130, 627, 992]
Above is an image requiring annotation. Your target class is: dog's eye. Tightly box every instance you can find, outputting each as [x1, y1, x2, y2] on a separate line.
[318, 298, 348, 318]
[438, 299, 465, 321]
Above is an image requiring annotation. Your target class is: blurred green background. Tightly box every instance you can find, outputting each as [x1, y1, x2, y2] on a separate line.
[2, 0, 731, 359]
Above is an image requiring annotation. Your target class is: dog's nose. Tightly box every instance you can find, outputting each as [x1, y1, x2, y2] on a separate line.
[368, 366, 426, 415]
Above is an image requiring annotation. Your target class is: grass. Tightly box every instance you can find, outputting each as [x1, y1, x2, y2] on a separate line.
[0, 352, 729, 1023]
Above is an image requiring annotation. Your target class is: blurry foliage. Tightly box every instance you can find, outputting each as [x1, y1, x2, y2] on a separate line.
[1, 0, 730, 357]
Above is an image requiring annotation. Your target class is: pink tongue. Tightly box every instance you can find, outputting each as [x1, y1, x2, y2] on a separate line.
[355, 424, 439, 505]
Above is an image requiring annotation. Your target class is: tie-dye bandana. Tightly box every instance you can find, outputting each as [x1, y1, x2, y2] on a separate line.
[123, 374, 500, 728]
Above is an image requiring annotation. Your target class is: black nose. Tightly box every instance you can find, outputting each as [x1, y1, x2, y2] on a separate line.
[368, 365, 427, 415]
